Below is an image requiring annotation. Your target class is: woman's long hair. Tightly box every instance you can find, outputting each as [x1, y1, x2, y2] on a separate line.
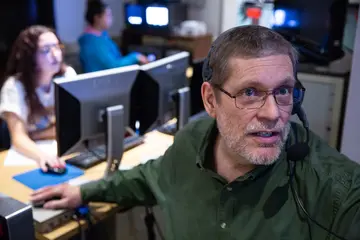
[1, 25, 67, 124]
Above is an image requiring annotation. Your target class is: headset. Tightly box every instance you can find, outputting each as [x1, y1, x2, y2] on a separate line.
[201, 26, 347, 240]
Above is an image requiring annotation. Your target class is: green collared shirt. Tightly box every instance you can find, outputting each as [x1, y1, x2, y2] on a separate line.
[81, 118, 360, 240]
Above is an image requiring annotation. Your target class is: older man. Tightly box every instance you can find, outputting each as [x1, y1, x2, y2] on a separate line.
[31, 25, 360, 239]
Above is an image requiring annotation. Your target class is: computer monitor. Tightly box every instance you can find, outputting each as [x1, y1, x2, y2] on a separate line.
[130, 51, 190, 135]
[145, 5, 169, 27]
[125, 4, 144, 26]
[272, 0, 348, 64]
[124, 2, 187, 35]
[54, 65, 140, 175]
[189, 58, 205, 115]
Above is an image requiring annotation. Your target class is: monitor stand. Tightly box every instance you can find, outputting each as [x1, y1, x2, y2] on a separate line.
[103, 105, 125, 177]
[158, 86, 191, 136]
[65, 119, 145, 170]
[175, 86, 191, 131]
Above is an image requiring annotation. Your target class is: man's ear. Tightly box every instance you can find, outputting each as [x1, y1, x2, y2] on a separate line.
[201, 82, 217, 118]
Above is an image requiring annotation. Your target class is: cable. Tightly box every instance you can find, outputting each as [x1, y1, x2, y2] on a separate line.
[153, 210, 165, 240]
[76, 205, 97, 225]
[85, 143, 165, 240]
[288, 156, 348, 240]
[72, 214, 85, 240]
[289, 110, 348, 240]
[73, 206, 102, 240]
[144, 207, 165, 240]
[145, 207, 155, 240]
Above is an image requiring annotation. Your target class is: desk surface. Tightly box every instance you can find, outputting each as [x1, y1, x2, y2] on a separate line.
[0, 131, 174, 240]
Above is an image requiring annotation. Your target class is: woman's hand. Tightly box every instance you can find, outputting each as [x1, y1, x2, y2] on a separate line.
[38, 153, 66, 172]
[137, 54, 149, 65]
[3, 112, 62, 169]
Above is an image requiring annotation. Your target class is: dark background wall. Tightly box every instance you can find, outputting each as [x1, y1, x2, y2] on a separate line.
[0, 0, 55, 78]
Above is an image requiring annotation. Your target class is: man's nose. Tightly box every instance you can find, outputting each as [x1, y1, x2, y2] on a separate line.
[256, 95, 281, 122]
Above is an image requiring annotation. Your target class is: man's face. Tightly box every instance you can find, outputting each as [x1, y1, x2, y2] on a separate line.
[214, 55, 294, 165]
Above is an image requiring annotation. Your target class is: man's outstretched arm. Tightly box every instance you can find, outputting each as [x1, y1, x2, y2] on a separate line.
[81, 157, 163, 207]
[30, 155, 165, 209]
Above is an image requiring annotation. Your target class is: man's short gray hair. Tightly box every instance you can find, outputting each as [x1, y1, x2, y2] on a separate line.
[207, 25, 298, 85]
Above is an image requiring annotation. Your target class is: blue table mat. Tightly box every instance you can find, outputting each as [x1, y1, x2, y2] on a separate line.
[13, 164, 84, 190]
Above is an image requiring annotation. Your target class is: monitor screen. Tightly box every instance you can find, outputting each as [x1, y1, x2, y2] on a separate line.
[145, 6, 169, 26]
[272, 8, 300, 29]
[125, 4, 144, 25]
[272, 0, 347, 51]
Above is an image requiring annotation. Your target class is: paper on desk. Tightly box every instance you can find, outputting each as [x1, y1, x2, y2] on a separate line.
[115, 152, 165, 171]
[139, 151, 167, 165]
[3, 140, 57, 166]
[68, 178, 91, 186]
[119, 164, 134, 170]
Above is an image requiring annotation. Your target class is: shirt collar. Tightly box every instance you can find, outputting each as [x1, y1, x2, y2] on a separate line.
[36, 82, 54, 95]
[84, 26, 103, 36]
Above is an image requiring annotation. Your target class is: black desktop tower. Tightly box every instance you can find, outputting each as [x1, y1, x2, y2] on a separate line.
[0, 194, 35, 240]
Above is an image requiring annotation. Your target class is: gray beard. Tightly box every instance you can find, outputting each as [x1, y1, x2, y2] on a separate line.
[217, 120, 291, 166]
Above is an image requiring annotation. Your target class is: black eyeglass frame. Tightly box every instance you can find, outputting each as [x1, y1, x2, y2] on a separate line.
[211, 82, 306, 110]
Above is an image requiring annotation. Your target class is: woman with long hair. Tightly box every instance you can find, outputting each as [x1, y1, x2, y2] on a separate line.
[0, 25, 76, 171]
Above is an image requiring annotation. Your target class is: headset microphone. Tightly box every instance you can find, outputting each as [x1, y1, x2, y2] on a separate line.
[287, 142, 309, 163]
[287, 106, 310, 163]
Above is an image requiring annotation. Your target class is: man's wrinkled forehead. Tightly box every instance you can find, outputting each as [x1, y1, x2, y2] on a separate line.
[225, 55, 296, 87]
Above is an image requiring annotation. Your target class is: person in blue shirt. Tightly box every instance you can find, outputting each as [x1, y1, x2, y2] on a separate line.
[78, 0, 148, 73]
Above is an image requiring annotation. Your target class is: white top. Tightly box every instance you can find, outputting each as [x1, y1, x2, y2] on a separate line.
[0, 66, 76, 132]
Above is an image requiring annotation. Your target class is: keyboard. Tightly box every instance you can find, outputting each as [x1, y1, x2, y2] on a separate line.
[124, 135, 145, 151]
[158, 111, 209, 136]
[66, 151, 104, 169]
[66, 135, 145, 169]
[157, 123, 177, 136]
[189, 111, 209, 122]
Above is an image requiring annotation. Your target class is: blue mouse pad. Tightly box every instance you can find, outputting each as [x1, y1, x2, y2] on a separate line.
[13, 164, 84, 190]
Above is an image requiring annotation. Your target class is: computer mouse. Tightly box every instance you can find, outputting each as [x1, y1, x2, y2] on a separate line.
[32, 196, 62, 208]
[44, 163, 67, 175]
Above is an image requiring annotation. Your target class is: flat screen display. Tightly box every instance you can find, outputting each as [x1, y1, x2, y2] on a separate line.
[146, 6, 169, 26]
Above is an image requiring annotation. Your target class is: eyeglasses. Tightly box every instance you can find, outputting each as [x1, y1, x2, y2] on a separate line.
[212, 83, 305, 110]
[38, 44, 64, 55]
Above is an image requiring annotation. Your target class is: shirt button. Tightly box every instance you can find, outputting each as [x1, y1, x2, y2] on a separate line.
[227, 186, 232, 191]
[220, 222, 226, 229]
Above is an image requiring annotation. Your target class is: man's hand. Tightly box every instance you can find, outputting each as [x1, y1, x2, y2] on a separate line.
[30, 183, 82, 209]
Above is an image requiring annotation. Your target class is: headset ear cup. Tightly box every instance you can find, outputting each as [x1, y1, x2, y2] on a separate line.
[292, 79, 305, 115]
[202, 57, 212, 82]
[202, 44, 216, 82]
[292, 103, 300, 115]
